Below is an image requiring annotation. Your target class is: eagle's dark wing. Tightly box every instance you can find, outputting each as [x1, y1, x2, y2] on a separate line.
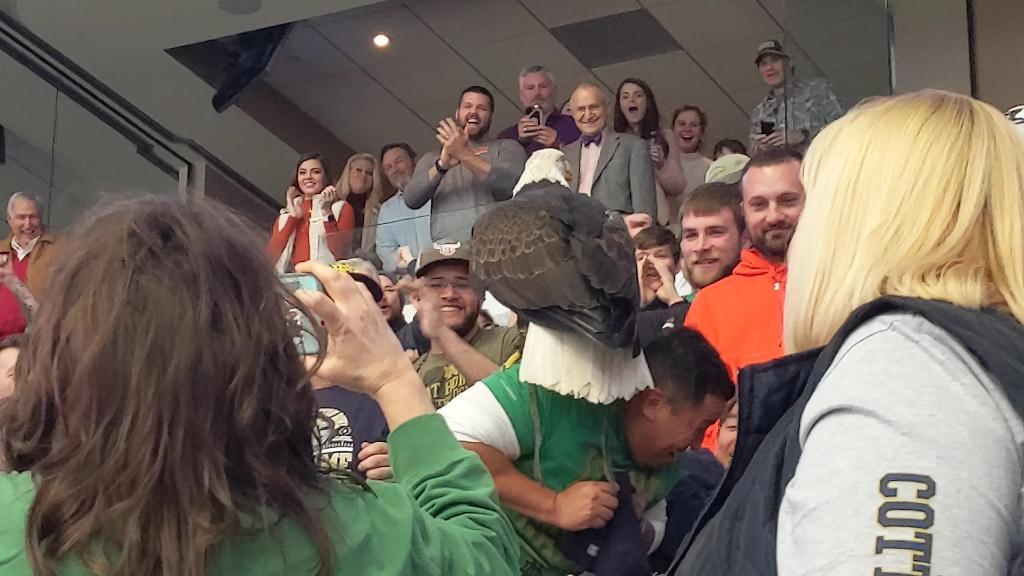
[471, 182, 639, 349]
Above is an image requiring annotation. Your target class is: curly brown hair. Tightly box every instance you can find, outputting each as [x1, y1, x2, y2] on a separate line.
[0, 197, 336, 576]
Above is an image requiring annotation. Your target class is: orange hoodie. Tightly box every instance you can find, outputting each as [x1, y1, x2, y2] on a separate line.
[685, 248, 787, 449]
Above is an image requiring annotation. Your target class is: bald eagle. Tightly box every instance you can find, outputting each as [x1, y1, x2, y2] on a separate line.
[471, 149, 652, 403]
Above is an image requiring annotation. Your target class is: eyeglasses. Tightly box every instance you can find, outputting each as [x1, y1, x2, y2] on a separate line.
[424, 278, 473, 291]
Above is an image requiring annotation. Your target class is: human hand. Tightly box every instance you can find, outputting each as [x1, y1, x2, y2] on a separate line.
[412, 285, 449, 342]
[320, 185, 337, 217]
[293, 261, 415, 396]
[395, 246, 415, 272]
[0, 254, 12, 279]
[517, 116, 541, 141]
[531, 125, 558, 147]
[441, 118, 471, 160]
[357, 441, 392, 480]
[652, 259, 682, 305]
[761, 130, 787, 148]
[286, 185, 304, 218]
[649, 141, 665, 169]
[623, 213, 652, 238]
[552, 481, 620, 531]
[637, 254, 657, 307]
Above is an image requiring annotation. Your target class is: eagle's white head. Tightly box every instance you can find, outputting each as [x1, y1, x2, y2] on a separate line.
[513, 148, 574, 195]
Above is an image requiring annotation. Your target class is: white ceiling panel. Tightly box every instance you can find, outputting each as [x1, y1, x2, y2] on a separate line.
[312, 4, 451, 69]
[649, 0, 780, 50]
[458, 31, 603, 106]
[334, 107, 436, 156]
[407, 0, 538, 49]
[278, 68, 403, 127]
[781, 0, 883, 30]
[685, 38, 771, 93]
[519, 0, 641, 28]
[368, 56, 496, 111]
[264, 24, 358, 87]
[787, 14, 890, 73]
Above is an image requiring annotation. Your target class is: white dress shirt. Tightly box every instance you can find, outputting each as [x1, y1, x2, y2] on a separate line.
[577, 138, 602, 197]
[11, 236, 39, 261]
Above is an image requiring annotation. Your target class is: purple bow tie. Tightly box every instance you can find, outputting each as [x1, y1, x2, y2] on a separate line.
[582, 133, 603, 147]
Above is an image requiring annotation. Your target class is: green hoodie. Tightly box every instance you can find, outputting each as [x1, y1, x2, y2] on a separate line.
[0, 414, 519, 575]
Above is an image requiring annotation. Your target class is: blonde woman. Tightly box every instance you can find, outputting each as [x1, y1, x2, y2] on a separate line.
[673, 91, 1024, 575]
[336, 153, 385, 256]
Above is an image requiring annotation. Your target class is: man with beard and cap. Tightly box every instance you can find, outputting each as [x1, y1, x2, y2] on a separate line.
[684, 147, 804, 449]
[497, 65, 581, 156]
[410, 240, 525, 409]
[405, 86, 527, 244]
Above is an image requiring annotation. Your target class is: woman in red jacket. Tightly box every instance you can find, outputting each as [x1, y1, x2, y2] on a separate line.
[268, 152, 355, 272]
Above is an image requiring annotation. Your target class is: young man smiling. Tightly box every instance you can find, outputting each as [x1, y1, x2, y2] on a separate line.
[411, 240, 525, 409]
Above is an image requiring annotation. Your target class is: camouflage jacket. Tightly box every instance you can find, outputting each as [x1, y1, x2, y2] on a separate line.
[749, 77, 844, 148]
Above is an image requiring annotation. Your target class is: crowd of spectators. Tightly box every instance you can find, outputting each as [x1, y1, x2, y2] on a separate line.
[0, 35, 1021, 576]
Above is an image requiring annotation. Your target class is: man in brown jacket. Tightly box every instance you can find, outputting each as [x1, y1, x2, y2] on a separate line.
[0, 192, 59, 338]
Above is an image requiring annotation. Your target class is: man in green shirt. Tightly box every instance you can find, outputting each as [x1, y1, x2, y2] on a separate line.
[412, 240, 525, 408]
[441, 328, 734, 575]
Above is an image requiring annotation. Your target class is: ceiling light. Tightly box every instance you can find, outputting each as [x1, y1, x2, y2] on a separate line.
[372, 34, 390, 48]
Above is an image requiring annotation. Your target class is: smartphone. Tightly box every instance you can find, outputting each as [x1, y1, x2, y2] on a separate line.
[526, 105, 546, 127]
[760, 120, 776, 135]
[280, 272, 324, 356]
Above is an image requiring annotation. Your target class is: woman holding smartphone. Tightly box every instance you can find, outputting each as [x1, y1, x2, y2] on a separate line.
[268, 152, 356, 272]
[0, 198, 519, 575]
[614, 78, 686, 229]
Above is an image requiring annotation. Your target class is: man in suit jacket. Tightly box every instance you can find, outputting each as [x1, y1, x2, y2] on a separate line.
[563, 83, 657, 225]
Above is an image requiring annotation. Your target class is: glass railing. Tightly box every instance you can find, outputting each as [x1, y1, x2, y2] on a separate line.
[0, 9, 276, 234]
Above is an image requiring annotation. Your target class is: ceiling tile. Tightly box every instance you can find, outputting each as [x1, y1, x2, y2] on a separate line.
[459, 31, 602, 106]
[276, 69, 402, 126]
[519, 0, 640, 28]
[786, 14, 890, 73]
[311, 4, 450, 69]
[649, 0, 780, 50]
[263, 23, 357, 87]
[367, 55, 493, 111]
[781, 0, 885, 29]
[407, 0, 539, 49]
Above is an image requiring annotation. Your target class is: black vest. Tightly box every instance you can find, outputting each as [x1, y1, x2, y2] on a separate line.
[671, 296, 1024, 575]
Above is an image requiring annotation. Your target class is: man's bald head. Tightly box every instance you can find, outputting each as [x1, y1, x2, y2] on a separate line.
[570, 83, 608, 136]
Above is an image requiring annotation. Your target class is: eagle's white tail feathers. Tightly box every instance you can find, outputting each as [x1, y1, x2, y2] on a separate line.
[520, 324, 653, 404]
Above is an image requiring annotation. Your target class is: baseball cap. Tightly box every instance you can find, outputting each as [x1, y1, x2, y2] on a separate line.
[706, 154, 751, 185]
[415, 240, 471, 278]
[755, 39, 788, 64]
[330, 258, 384, 302]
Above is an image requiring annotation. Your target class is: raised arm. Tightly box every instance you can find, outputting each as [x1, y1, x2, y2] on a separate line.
[404, 151, 443, 210]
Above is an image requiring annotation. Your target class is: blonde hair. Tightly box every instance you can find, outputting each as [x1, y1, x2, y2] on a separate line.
[785, 90, 1024, 353]
[336, 153, 384, 211]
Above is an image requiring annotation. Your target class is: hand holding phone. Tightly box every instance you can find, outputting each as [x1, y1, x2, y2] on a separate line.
[281, 272, 325, 356]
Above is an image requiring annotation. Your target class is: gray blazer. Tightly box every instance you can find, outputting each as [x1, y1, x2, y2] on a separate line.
[562, 131, 657, 218]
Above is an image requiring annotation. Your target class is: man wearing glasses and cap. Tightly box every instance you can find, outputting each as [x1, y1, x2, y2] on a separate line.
[749, 39, 844, 153]
[410, 240, 525, 409]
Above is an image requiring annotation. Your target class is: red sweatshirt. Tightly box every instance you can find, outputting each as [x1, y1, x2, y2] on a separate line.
[685, 248, 788, 449]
